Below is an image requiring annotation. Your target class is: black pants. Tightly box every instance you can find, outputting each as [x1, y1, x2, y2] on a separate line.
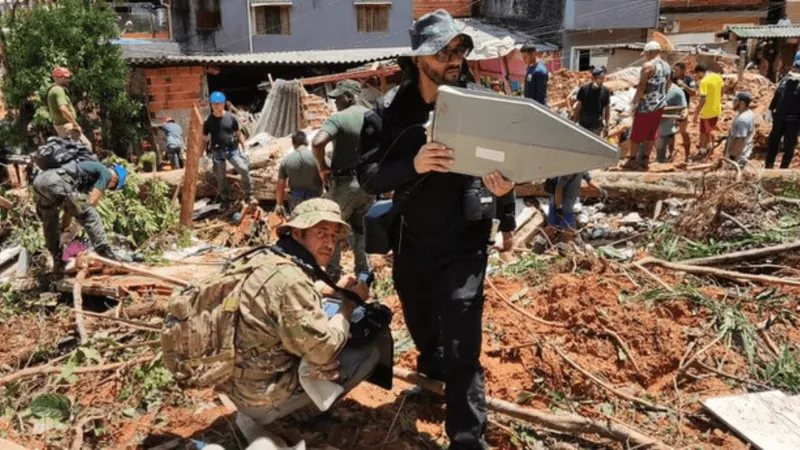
[393, 239, 488, 450]
[766, 118, 799, 169]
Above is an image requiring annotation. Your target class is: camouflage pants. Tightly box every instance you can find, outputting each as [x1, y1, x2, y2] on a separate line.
[32, 170, 109, 261]
[238, 343, 379, 425]
[324, 176, 374, 280]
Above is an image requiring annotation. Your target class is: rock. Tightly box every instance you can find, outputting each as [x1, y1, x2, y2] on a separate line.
[620, 212, 644, 225]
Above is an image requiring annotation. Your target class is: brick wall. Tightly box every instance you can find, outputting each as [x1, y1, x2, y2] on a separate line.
[144, 66, 206, 116]
[660, 0, 765, 9]
[677, 14, 763, 32]
[788, 0, 800, 23]
[414, 0, 473, 19]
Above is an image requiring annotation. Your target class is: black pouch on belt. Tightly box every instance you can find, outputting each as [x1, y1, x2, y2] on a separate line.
[363, 199, 397, 255]
[463, 178, 496, 221]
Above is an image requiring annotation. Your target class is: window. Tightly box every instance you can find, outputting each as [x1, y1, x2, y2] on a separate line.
[196, 0, 221, 30]
[254, 6, 291, 35]
[356, 5, 389, 33]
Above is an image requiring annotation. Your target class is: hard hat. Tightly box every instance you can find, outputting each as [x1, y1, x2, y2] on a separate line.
[642, 41, 662, 53]
[210, 91, 226, 104]
[52, 66, 73, 78]
[112, 164, 128, 190]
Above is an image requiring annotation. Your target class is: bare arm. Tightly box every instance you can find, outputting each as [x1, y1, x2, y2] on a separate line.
[572, 101, 582, 122]
[276, 178, 287, 207]
[59, 105, 80, 128]
[87, 188, 103, 207]
[632, 63, 654, 108]
[728, 137, 745, 159]
[604, 104, 611, 128]
[312, 131, 333, 185]
[694, 97, 706, 121]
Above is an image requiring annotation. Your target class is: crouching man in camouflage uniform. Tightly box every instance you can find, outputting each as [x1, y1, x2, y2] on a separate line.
[228, 198, 379, 425]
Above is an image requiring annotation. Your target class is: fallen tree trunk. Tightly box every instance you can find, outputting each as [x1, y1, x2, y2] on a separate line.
[514, 169, 800, 200]
[394, 368, 668, 449]
[141, 137, 289, 201]
[679, 240, 800, 267]
[636, 257, 800, 287]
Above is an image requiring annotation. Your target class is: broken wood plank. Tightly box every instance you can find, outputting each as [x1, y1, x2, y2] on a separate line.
[636, 257, 800, 287]
[679, 240, 800, 267]
[180, 105, 205, 227]
[514, 169, 800, 200]
[141, 136, 289, 202]
[0, 195, 12, 210]
[703, 391, 800, 450]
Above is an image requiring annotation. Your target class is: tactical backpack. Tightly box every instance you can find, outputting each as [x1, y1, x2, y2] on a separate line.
[161, 246, 394, 390]
[32, 136, 96, 171]
[161, 249, 287, 389]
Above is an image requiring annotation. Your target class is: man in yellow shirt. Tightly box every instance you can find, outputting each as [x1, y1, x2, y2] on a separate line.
[693, 65, 724, 158]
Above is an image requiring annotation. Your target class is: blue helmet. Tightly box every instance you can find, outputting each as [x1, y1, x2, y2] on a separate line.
[210, 91, 226, 104]
[112, 164, 128, 190]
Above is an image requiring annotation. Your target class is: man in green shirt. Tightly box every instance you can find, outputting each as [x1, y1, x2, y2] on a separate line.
[312, 79, 374, 281]
[276, 131, 323, 216]
[46, 66, 93, 151]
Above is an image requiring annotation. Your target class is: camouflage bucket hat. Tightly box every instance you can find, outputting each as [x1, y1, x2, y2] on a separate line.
[406, 9, 474, 57]
[327, 79, 362, 98]
[277, 198, 351, 239]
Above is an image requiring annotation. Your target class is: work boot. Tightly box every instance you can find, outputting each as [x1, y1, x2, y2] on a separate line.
[95, 245, 132, 263]
[52, 256, 66, 278]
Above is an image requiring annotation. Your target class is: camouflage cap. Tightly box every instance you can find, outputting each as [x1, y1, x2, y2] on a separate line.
[327, 79, 362, 98]
[277, 198, 351, 239]
[406, 9, 474, 57]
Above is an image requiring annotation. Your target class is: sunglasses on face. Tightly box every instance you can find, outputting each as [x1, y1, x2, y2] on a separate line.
[435, 45, 471, 63]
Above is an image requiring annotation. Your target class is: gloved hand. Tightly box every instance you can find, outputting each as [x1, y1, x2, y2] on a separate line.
[274, 205, 286, 217]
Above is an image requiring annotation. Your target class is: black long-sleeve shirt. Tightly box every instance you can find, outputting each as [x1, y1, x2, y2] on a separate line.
[770, 75, 800, 121]
[357, 80, 516, 249]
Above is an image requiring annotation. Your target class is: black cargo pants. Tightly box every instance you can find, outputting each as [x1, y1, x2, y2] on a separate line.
[766, 118, 799, 169]
[393, 238, 489, 450]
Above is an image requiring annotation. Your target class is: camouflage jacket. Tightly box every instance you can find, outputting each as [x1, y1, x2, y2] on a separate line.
[223, 251, 350, 408]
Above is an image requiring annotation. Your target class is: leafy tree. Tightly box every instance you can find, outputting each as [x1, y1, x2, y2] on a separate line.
[0, 0, 144, 152]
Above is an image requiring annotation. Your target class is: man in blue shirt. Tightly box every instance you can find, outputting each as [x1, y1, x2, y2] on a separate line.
[156, 117, 185, 169]
[522, 43, 548, 105]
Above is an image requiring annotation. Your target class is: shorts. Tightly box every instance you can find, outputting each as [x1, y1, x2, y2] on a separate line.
[700, 117, 718, 134]
[631, 109, 665, 143]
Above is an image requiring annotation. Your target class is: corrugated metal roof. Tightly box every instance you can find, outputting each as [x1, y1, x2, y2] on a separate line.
[727, 25, 800, 39]
[120, 19, 558, 67]
[458, 18, 559, 52]
[124, 45, 410, 66]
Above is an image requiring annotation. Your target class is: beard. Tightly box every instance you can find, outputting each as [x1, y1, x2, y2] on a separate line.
[419, 58, 461, 87]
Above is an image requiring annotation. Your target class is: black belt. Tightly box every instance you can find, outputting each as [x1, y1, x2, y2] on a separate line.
[332, 168, 357, 177]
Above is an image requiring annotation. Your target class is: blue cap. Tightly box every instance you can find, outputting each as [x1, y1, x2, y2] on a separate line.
[592, 67, 606, 77]
[112, 164, 127, 190]
[210, 91, 226, 104]
[795, 50, 800, 63]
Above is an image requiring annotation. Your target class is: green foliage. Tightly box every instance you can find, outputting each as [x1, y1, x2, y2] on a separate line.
[96, 158, 179, 247]
[130, 355, 174, 411]
[0, 0, 143, 151]
[28, 393, 71, 421]
[502, 252, 548, 277]
[1, 189, 45, 256]
[758, 346, 800, 394]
